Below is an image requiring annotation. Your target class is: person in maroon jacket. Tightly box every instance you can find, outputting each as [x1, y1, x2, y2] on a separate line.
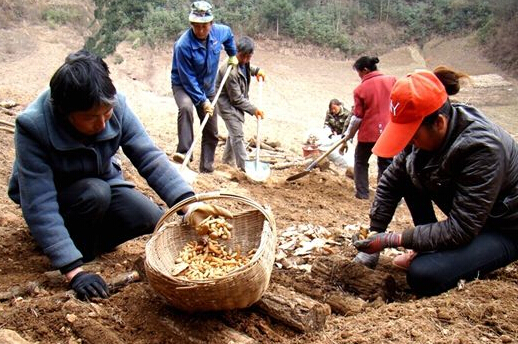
[341, 56, 396, 199]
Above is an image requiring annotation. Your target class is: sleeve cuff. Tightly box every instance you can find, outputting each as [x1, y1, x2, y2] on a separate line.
[174, 191, 196, 215]
[401, 228, 415, 248]
[59, 259, 84, 274]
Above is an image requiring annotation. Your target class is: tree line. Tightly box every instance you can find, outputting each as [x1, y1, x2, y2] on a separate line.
[81, 0, 517, 74]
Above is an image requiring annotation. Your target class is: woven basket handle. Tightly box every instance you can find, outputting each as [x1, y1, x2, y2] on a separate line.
[153, 191, 275, 235]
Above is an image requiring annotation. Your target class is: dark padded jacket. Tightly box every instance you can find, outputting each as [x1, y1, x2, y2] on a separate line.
[370, 103, 518, 252]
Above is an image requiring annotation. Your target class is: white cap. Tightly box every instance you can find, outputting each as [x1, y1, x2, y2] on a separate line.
[189, 1, 214, 23]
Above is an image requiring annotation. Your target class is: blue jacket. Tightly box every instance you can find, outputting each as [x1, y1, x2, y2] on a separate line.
[171, 24, 236, 106]
[8, 90, 193, 269]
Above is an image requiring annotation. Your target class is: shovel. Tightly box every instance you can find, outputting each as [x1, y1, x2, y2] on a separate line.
[245, 80, 270, 182]
[174, 65, 233, 183]
[286, 136, 346, 181]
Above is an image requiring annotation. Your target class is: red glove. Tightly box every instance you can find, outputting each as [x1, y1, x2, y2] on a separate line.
[353, 232, 402, 254]
[255, 109, 265, 119]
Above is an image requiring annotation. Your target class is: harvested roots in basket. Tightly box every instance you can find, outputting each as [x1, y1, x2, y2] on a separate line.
[172, 239, 257, 280]
[195, 215, 233, 239]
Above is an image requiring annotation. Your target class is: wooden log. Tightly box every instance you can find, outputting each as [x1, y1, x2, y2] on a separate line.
[0, 270, 142, 301]
[247, 155, 277, 164]
[0, 126, 15, 134]
[161, 314, 257, 344]
[0, 329, 35, 344]
[0, 119, 15, 127]
[311, 255, 396, 301]
[324, 292, 366, 316]
[248, 138, 276, 151]
[271, 158, 313, 170]
[255, 283, 331, 333]
[271, 270, 365, 316]
[0, 106, 17, 116]
[70, 318, 125, 344]
[264, 139, 281, 149]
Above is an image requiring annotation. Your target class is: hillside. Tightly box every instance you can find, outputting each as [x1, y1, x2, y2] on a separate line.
[1, 4, 518, 344]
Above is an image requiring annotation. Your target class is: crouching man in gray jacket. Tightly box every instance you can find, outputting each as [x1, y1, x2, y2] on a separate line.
[215, 36, 266, 171]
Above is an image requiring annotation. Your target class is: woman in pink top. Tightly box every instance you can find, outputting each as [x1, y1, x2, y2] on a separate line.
[343, 56, 396, 199]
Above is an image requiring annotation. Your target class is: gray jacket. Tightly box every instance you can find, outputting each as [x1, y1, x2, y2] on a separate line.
[215, 62, 260, 122]
[371, 103, 518, 252]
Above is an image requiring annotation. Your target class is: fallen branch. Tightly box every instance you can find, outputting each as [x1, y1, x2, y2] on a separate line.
[311, 255, 396, 301]
[255, 283, 331, 333]
[0, 127, 14, 134]
[0, 270, 142, 301]
[161, 314, 256, 344]
[271, 270, 366, 316]
[271, 158, 312, 170]
[0, 119, 15, 127]
[0, 106, 17, 116]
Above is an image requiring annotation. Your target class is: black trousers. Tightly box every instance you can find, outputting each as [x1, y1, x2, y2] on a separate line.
[58, 178, 164, 261]
[172, 85, 218, 173]
[402, 179, 518, 296]
[354, 142, 392, 198]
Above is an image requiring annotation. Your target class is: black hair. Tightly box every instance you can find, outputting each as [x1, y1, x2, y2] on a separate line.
[421, 66, 470, 127]
[353, 56, 379, 72]
[421, 101, 452, 127]
[433, 65, 470, 96]
[328, 99, 342, 111]
[236, 36, 254, 54]
[50, 49, 116, 118]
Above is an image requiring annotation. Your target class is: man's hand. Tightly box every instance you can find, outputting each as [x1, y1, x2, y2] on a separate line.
[255, 109, 265, 119]
[352, 232, 402, 254]
[184, 202, 233, 231]
[202, 100, 214, 116]
[339, 141, 348, 155]
[69, 271, 109, 300]
[256, 69, 266, 82]
[353, 252, 380, 269]
[228, 56, 238, 67]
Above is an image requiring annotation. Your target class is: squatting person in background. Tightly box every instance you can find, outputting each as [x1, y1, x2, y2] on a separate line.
[8, 50, 231, 300]
[324, 98, 352, 137]
[352, 67, 518, 296]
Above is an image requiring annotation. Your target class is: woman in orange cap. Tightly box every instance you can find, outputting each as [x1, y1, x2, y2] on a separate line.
[352, 67, 518, 296]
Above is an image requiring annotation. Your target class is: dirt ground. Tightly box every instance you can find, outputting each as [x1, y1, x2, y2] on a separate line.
[1, 13, 518, 344]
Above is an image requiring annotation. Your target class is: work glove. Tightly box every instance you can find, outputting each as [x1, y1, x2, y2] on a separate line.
[184, 202, 233, 233]
[255, 109, 265, 119]
[353, 252, 380, 269]
[69, 271, 109, 300]
[227, 56, 238, 67]
[338, 141, 348, 155]
[255, 69, 266, 82]
[352, 232, 402, 254]
[202, 100, 214, 117]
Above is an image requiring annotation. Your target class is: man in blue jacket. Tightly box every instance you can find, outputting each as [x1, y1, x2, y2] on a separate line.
[8, 50, 231, 300]
[171, 1, 238, 173]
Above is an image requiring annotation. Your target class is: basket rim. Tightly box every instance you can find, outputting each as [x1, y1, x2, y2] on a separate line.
[153, 191, 275, 235]
[145, 191, 276, 286]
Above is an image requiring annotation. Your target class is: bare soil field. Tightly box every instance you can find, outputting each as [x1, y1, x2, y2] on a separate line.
[1, 13, 518, 344]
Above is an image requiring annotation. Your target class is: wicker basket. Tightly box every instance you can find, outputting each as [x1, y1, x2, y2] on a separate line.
[144, 192, 276, 312]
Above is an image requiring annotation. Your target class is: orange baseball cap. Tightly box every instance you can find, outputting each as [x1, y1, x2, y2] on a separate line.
[372, 70, 448, 158]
